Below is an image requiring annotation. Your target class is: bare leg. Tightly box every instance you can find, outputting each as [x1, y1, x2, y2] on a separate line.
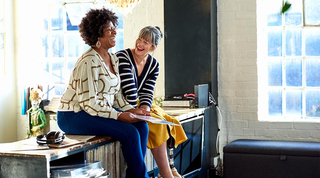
[151, 142, 173, 178]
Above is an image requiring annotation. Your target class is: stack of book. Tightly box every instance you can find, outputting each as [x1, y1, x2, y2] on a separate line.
[162, 96, 194, 108]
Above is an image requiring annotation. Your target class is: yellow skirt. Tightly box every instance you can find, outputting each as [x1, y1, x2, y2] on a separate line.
[147, 104, 188, 149]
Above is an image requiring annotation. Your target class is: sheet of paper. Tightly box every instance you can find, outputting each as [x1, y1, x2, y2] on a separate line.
[134, 115, 179, 126]
[0, 137, 49, 152]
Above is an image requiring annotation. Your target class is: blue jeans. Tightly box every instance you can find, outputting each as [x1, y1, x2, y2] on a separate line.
[57, 110, 149, 178]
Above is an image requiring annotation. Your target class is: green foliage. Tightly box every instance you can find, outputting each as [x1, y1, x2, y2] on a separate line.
[153, 96, 164, 107]
[281, 1, 292, 14]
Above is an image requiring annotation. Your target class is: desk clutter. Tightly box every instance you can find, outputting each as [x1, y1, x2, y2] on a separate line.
[50, 161, 109, 178]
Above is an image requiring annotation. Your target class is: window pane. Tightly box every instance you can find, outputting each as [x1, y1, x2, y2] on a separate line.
[285, 58, 302, 86]
[305, 0, 320, 25]
[306, 90, 320, 117]
[285, 28, 302, 56]
[306, 58, 320, 87]
[268, 59, 282, 86]
[266, 0, 282, 26]
[52, 59, 64, 84]
[39, 60, 51, 82]
[0, 2, 4, 32]
[51, 6, 63, 31]
[113, 8, 124, 29]
[50, 0, 63, 4]
[305, 28, 320, 56]
[115, 31, 124, 52]
[284, 0, 302, 26]
[268, 29, 282, 56]
[67, 33, 80, 57]
[52, 32, 64, 57]
[54, 85, 66, 96]
[65, 4, 94, 29]
[268, 89, 282, 116]
[83, 43, 90, 52]
[286, 90, 302, 117]
[67, 60, 77, 76]
[0, 34, 3, 51]
[66, 12, 79, 31]
[41, 13, 49, 31]
[42, 34, 49, 57]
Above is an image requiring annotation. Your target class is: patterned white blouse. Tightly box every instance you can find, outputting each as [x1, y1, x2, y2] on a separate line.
[59, 48, 134, 119]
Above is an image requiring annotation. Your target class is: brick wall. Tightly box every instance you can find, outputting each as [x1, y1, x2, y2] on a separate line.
[217, 0, 320, 156]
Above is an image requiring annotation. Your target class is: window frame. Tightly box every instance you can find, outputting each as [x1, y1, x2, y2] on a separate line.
[40, 1, 124, 99]
[258, 0, 320, 121]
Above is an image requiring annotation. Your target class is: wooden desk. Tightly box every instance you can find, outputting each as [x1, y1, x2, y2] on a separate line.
[0, 107, 206, 178]
[0, 136, 117, 178]
[162, 106, 206, 119]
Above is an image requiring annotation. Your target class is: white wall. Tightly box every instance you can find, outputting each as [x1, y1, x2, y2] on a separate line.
[123, 0, 165, 98]
[14, 0, 48, 140]
[0, 0, 17, 143]
[217, 0, 320, 155]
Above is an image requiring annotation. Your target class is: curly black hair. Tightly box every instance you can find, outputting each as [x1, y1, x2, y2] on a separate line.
[79, 8, 118, 46]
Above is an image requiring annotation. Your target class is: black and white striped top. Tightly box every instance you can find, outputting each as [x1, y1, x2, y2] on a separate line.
[116, 49, 159, 108]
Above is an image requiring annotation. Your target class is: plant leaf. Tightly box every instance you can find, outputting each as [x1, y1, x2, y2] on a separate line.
[281, 1, 292, 14]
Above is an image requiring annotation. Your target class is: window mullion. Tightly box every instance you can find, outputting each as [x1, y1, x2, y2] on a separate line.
[63, 6, 68, 86]
[282, 9, 286, 118]
[48, 5, 53, 83]
[301, 1, 306, 118]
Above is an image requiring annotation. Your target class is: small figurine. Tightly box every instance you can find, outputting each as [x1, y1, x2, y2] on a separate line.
[24, 88, 47, 139]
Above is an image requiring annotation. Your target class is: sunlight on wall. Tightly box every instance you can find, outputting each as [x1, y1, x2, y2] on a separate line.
[123, 0, 165, 98]
[0, 0, 4, 76]
[16, 0, 49, 87]
[257, 0, 269, 121]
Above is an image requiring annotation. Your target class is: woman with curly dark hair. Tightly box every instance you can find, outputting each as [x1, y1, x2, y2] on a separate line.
[57, 8, 150, 178]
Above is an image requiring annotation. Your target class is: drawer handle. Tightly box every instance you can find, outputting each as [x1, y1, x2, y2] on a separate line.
[280, 155, 287, 161]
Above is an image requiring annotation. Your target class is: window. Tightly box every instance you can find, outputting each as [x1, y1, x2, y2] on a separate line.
[39, 0, 124, 98]
[259, 0, 320, 120]
[0, 0, 4, 75]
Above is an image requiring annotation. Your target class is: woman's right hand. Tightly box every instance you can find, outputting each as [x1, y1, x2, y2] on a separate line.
[117, 112, 140, 123]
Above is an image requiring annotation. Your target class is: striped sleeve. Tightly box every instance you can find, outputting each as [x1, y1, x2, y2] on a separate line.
[138, 58, 159, 108]
[117, 50, 138, 108]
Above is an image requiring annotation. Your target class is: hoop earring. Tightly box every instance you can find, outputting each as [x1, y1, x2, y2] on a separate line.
[96, 40, 101, 48]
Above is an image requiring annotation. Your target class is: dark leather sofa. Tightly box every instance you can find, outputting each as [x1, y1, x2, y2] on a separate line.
[223, 139, 320, 178]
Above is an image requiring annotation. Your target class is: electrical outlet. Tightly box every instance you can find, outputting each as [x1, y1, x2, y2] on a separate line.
[212, 156, 220, 167]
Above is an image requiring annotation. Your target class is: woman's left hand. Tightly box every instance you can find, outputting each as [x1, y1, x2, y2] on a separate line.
[139, 105, 151, 111]
[127, 108, 150, 116]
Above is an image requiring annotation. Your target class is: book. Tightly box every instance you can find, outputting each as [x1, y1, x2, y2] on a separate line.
[162, 100, 192, 107]
[134, 115, 179, 126]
